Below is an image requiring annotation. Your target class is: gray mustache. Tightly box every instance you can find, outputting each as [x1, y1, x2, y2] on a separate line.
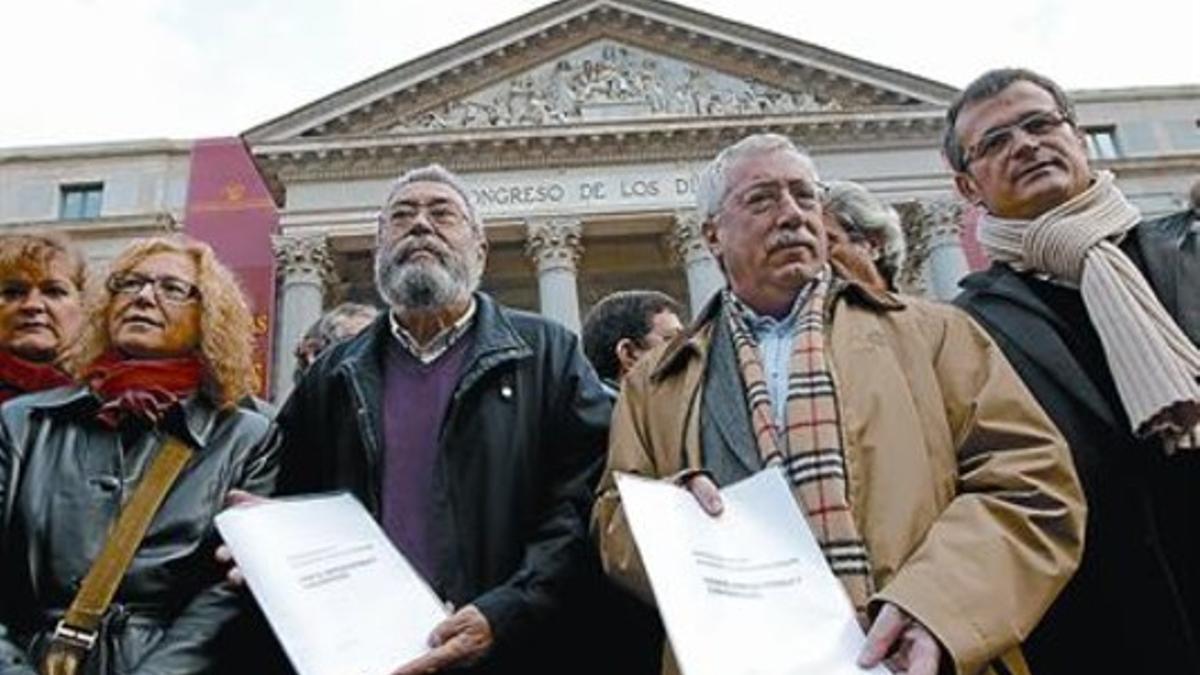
[391, 237, 451, 263]
[768, 231, 815, 252]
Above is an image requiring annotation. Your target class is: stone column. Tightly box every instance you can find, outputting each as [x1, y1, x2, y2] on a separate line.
[924, 200, 970, 301]
[672, 210, 725, 316]
[272, 234, 335, 401]
[525, 217, 583, 333]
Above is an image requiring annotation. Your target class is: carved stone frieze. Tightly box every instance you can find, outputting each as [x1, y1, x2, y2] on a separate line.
[525, 218, 584, 272]
[397, 41, 841, 132]
[247, 0, 947, 142]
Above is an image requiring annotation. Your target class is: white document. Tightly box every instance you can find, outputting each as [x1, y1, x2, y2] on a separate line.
[616, 467, 887, 675]
[215, 493, 447, 675]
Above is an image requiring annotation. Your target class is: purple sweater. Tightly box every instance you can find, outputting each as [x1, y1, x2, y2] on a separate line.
[379, 328, 474, 583]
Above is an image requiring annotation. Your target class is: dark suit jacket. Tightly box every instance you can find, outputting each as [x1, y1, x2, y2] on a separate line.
[956, 211, 1200, 673]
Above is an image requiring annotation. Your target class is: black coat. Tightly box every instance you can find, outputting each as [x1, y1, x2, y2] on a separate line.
[0, 387, 278, 675]
[275, 293, 612, 673]
[956, 212, 1200, 673]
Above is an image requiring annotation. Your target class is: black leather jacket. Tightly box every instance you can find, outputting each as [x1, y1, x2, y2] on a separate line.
[0, 386, 278, 675]
[276, 293, 612, 672]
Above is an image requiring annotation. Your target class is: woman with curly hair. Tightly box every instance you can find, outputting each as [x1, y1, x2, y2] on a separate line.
[0, 233, 85, 403]
[0, 235, 277, 675]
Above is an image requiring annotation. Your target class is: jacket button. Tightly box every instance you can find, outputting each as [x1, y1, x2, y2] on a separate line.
[90, 476, 121, 493]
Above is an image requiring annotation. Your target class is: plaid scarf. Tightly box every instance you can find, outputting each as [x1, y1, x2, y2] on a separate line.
[726, 272, 874, 612]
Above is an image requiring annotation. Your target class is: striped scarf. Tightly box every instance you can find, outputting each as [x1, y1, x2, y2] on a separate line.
[725, 271, 873, 612]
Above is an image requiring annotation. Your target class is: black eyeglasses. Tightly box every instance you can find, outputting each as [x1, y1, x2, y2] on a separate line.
[964, 109, 1073, 167]
[107, 273, 200, 304]
[385, 200, 468, 231]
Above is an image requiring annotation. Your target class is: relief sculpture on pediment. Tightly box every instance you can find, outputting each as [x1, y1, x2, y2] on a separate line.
[399, 41, 841, 131]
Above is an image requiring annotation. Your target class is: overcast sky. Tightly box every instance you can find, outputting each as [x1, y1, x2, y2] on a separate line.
[2, 0, 1197, 148]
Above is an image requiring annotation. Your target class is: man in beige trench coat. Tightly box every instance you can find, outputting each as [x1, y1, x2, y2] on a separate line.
[593, 133, 1086, 675]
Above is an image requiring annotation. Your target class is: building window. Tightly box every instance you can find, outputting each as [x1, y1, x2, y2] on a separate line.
[59, 183, 103, 220]
[1083, 126, 1120, 160]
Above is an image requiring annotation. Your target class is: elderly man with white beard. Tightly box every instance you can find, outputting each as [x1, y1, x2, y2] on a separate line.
[270, 164, 613, 674]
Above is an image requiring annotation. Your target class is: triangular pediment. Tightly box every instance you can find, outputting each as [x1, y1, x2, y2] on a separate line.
[245, 0, 957, 142]
[393, 39, 851, 132]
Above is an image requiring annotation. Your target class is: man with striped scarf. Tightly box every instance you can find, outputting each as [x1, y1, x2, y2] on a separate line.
[951, 69, 1200, 673]
[594, 133, 1085, 675]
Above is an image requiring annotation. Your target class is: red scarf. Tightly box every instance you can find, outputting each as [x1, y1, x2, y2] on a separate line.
[0, 350, 73, 404]
[83, 350, 206, 429]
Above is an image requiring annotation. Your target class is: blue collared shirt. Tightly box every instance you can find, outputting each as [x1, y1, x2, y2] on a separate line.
[732, 278, 820, 427]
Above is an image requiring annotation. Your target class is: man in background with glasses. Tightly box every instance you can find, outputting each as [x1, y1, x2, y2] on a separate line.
[950, 68, 1200, 673]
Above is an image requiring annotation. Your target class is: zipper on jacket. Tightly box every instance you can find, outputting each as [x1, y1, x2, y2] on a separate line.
[450, 345, 525, 406]
[343, 365, 383, 511]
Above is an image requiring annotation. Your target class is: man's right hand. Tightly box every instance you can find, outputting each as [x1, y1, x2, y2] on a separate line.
[215, 489, 270, 586]
[683, 474, 723, 516]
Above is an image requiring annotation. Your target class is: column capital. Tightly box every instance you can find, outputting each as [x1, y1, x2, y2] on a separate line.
[923, 199, 966, 245]
[669, 209, 711, 265]
[525, 218, 583, 272]
[916, 199, 969, 301]
[273, 234, 335, 285]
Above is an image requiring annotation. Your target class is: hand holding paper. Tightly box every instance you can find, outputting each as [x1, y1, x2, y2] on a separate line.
[616, 467, 889, 675]
[216, 493, 448, 675]
[390, 604, 494, 675]
[682, 473, 724, 516]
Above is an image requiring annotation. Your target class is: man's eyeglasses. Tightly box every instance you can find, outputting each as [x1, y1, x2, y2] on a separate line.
[729, 180, 825, 216]
[107, 273, 201, 304]
[385, 200, 467, 231]
[963, 109, 1073, 167]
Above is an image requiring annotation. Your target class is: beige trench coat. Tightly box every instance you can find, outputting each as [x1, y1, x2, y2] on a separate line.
[593, 284, 1085, 675]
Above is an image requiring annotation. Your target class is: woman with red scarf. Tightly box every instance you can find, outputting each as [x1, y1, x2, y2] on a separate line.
[0, 236, 278, 675]
[0, 233, 85, 404]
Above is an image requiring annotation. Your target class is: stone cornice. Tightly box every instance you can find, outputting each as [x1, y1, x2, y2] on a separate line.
[244, 0, 953, 142]
[0, 212, 179, 238]
[1100, 152, 1200, 176]
[251, 109, 946, 182]
[1070, 84, 1200, 103]
[0, 139, 193, 164]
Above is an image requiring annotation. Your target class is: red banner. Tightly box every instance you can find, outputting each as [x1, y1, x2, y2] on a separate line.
[184, 138, 279, 397]
[959, 205, 990, 272]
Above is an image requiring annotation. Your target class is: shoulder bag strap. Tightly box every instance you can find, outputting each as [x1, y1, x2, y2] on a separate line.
[40, 435, 194, 675]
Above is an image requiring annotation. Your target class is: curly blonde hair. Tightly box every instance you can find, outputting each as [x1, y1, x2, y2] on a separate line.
[69, 235, 257, 407]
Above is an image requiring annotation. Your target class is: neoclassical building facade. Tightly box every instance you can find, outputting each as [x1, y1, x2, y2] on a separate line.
[2, 0, 1197, 400]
